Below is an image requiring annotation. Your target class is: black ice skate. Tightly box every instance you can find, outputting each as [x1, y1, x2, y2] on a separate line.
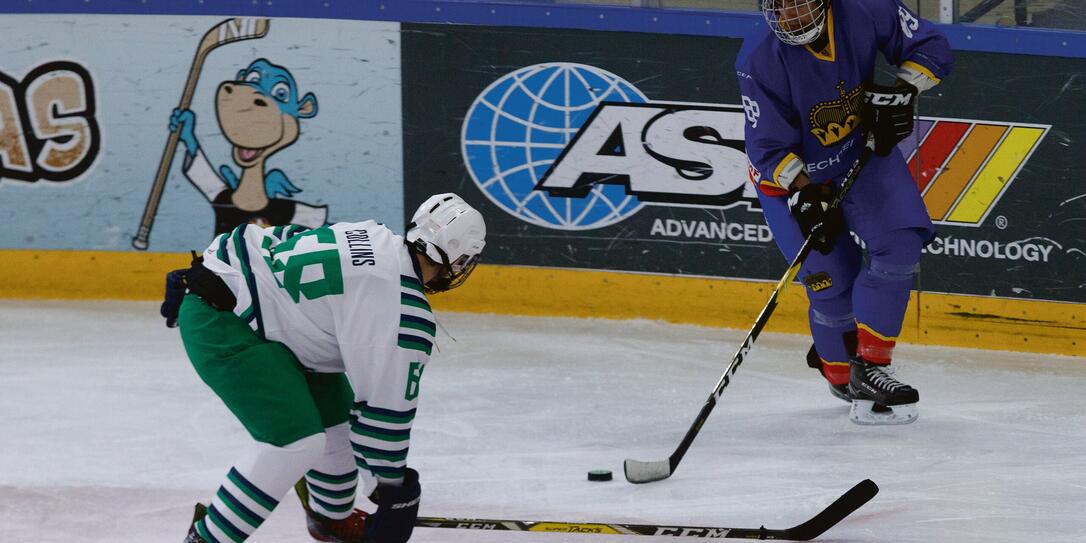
[848, 356, 919, 425]
[183, 503, 208, 543]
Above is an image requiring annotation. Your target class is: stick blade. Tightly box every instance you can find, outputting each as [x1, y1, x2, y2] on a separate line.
[623, 458, 672, 484]
[781, 479, 879, 540]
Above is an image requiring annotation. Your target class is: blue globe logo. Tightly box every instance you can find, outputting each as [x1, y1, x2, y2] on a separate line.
[462, 63, 647, 230]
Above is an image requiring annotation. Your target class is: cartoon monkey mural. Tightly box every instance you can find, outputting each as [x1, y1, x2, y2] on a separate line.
[169, 58, 328, 234]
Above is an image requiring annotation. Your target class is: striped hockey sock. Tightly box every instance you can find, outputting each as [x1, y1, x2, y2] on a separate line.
[303, 422, 358, 519]
[195, 468, 279, 543]
[304, 470, 359, 520]
[195, 434, 324, 542]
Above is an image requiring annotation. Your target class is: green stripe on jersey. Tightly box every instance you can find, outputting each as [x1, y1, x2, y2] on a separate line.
[368, 464, 406, 479]
[401, 293, 431, 312]
[358, 410, 415, 425]
[352, 426, 410, 442]
[352, 445, 408, 463]
[398, 336, 433, 355]
[399, 318, 436, 336]
[231, 226, 263, 337]
[216, 233, 230, 265]
[400, 277, 424, 293]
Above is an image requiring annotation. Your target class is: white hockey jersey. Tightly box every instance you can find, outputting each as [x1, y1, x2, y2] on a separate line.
[201, 221, 434, 484]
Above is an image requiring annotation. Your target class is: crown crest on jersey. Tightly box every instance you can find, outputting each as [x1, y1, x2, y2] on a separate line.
[808, 83, 864, 147]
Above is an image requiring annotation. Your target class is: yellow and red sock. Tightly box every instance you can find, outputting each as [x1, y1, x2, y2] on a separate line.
[821, 358, 850, 385]
[857, 323, 896, 365]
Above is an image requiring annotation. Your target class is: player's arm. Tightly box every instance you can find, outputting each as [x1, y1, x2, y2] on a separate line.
[335, 266, 432, 543]
[343, 344, 426, 486]
[339, 332, 429, 543]
[868, 0, 954, 92]
[859, 1, 953, 156]
[737, 49, 840, 254]
[333, 269, 426, 487]
[736, 54, 805, 196]
[353, 389, 422, 543]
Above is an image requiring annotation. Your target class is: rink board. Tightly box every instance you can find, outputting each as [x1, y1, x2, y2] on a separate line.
[0, 6, 1082, 357]
[1, 249, 1080, 356]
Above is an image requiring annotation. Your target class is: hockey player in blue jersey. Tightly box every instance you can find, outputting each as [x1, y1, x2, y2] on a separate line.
[737, 0, 953, 424]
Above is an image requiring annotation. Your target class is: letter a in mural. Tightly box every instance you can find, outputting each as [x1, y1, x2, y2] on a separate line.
[133, 18, 329, 250]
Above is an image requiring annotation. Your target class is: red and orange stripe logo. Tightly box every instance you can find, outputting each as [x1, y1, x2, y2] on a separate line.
[900, 117, 1049, 227]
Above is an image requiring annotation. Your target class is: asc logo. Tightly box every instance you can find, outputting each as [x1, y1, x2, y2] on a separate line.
[461, 62, 759, 231]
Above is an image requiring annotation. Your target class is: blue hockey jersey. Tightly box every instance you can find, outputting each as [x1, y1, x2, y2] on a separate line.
[736, 0, 953, 196]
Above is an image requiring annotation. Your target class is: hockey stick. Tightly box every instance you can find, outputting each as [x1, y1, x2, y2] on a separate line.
[132, 17, 270, 250]
[417, 478, 877, 540]
[625, 137, 876, 484]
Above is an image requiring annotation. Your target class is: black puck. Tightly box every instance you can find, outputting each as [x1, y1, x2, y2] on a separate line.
[587, 469, 613, 482]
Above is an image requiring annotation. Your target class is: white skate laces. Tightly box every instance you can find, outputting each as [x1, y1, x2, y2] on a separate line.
[864, 365, 906, 392]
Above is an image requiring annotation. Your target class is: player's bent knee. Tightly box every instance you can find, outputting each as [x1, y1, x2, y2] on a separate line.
[810, 306, 855, 330]
[866, 227, 926, 262]
[867, 259, 918, 283]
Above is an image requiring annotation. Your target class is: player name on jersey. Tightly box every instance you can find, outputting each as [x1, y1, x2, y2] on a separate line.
[344, 229, 376, 266]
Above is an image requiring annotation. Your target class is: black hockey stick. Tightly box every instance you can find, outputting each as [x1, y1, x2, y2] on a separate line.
[417, 478, 877, 540]
[625, 138, 876, 484]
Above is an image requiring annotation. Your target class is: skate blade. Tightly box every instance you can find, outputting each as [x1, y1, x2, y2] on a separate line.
[849, 400, 918, 425]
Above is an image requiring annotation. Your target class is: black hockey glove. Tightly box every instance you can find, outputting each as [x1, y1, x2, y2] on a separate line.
[788, 183, 843, 255]
[366, 468, 421, 543]
[160, 267, 190, 328]
[161, 252, 238, 327]
[863, 82, 918, 156]
[186, 258, 237, 311]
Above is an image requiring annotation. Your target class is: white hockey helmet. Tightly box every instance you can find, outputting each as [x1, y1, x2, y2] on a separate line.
[761, 0, 827, 46]
[406, 193, 486, 292]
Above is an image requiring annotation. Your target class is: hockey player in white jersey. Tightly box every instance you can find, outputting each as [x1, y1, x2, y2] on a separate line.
[164, 193, 485, 543]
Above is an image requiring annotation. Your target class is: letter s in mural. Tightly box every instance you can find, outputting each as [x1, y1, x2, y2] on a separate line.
[0, 61, 99, 184]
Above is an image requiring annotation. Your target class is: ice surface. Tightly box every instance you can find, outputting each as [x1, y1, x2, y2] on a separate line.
[1, 300, 1084, 542]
